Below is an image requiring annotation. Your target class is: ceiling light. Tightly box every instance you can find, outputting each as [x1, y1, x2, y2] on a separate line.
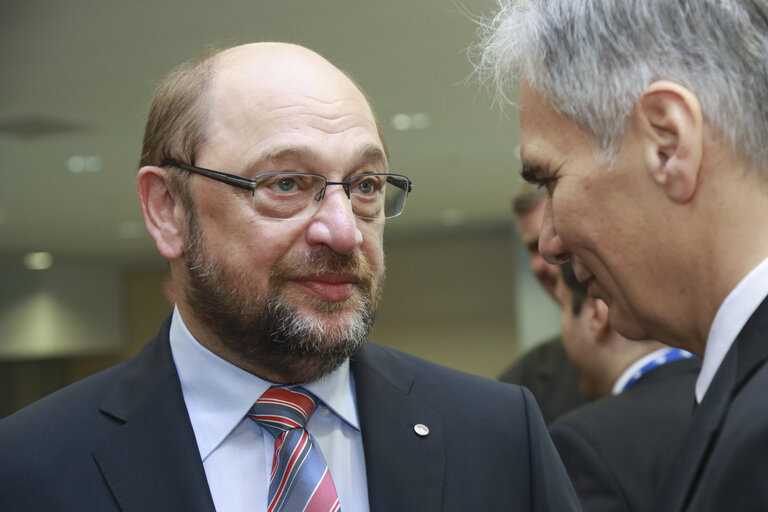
[67, 155, 102, 173]
[391, 113, 412, 131]
[23, 252, 53, 270]
[67, 155, 85, 173]
[391, 112, 431, 131]
[84, 156, 102, 172]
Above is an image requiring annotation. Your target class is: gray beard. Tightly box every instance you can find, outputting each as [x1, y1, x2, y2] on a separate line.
[181, 212, 380, 384]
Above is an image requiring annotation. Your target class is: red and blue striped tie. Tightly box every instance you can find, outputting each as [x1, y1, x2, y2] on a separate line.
[248, 387, 342, 512]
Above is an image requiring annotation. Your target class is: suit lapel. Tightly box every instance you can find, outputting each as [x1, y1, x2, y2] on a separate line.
[653, 294, 768, 512]
[352, 343, 445, 512]
[93, 317, 216, 512]
[733, 295, 768, 394]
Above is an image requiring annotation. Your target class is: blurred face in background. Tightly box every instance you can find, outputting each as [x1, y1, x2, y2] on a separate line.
[555, 274, 605, 400]
[519, 197, 561, 299]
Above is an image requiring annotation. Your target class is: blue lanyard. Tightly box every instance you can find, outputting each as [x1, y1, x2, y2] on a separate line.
[621, 348, 696, 392]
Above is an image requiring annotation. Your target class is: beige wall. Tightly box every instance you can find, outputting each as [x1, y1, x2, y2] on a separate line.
[371, 226, 518, 377]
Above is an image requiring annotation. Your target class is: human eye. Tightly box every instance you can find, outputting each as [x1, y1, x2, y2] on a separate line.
[274, 177, 297, 192]
[351, 174, 384, 196]
[260, 174, 316, 194]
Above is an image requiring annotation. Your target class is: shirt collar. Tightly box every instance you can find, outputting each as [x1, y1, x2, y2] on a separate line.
[169, 306, 359, 461]
[696, 256, 768, 403]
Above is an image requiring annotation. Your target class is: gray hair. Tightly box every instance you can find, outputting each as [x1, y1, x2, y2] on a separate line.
[475, 0, 768, 170]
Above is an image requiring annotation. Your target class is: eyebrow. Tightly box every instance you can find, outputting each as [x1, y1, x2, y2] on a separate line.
[357, 145, 388, 170]
[520, 161, 545, 184]
[249, 144, 388, 173]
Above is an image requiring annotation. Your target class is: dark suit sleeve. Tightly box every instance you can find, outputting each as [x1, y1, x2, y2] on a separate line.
[499, 338, 585, 425]
[521, 388, 583, 512]
[549, 418, 630, 512]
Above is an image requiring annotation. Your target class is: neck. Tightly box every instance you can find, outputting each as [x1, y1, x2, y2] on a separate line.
[645, 147, 768, 355]
[692, 165, 768, 354]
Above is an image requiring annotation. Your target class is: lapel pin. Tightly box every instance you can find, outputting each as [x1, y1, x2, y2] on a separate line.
[413, 423, 430, 438]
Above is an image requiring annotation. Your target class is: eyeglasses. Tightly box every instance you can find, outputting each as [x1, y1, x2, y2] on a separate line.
[162, 159, 413, 221]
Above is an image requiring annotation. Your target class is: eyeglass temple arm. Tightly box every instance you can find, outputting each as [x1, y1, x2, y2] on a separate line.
[387, 176, 413, 194]
[161, 159, 256, 191]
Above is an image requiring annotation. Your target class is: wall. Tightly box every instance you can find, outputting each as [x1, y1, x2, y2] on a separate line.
[0, 262, 122, 359]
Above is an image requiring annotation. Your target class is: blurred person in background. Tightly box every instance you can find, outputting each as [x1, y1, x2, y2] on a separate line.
[498, 183, 584, 424]
[550, 262, 699, 512]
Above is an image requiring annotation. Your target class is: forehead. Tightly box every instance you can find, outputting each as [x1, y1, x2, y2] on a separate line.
[518, 81, 595, 176]
[201, 47, 384, 170]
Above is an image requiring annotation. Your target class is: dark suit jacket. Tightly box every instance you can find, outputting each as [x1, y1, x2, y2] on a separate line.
[0, 316, 580, 511]
[652, 294, 768, 512]
[549, 357, 700, 512]
[498, 336, 585, 424]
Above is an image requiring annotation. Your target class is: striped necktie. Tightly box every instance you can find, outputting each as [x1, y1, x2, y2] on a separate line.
[248, 386, 342, 512]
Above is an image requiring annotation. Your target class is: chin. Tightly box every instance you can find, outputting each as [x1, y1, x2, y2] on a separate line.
[609, 310, 651, 341]
[297, 295, 364, 318]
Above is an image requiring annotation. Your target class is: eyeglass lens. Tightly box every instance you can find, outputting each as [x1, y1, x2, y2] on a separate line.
[252, 173, 409, 220]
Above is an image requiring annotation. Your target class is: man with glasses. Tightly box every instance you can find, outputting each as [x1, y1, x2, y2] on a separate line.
[0, 43, 578, 511]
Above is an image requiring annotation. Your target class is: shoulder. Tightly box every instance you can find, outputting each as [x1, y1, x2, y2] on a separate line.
[0, 321, 172, 455]
[549, 358, 701, 503]
[356, 341, 527, 395]
[0, 358, 133, 504]
[0, 358, 130, 437]
[353, 341, 540, 431]
[553, 357, 699, 439]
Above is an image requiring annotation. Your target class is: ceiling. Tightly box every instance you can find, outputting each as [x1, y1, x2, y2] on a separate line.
[0, 0, 522, 269]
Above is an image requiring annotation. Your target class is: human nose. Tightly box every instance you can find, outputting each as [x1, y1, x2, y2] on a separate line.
[304, 186, 363, 253]
[539, 199, 571, 264]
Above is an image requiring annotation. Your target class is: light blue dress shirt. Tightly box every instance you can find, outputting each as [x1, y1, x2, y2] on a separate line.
[169, 307, 370, 511]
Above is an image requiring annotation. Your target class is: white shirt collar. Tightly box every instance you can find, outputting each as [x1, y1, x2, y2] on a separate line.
[695, 256, 768, 403]
[168, 306, 359, 461]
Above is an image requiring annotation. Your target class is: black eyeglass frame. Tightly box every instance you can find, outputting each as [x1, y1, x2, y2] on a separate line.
[161, 159, 413, 219]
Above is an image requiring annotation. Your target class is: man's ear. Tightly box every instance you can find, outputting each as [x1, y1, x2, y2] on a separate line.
[589, 296, 612, 342]
[635, 80, 704, 204]
[137, 166, 186, 260]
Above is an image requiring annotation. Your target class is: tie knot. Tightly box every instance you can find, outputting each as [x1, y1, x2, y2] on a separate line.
[248, 386, 318, 433]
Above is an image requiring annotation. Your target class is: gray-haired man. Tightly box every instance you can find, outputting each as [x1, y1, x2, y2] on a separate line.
[477, 1, 768, 511]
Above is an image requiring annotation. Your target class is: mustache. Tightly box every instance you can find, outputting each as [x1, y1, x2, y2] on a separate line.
[271, 250, 374, 285]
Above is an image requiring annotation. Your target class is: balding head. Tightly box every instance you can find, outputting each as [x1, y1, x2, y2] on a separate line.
[140, 42, 385, 190]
